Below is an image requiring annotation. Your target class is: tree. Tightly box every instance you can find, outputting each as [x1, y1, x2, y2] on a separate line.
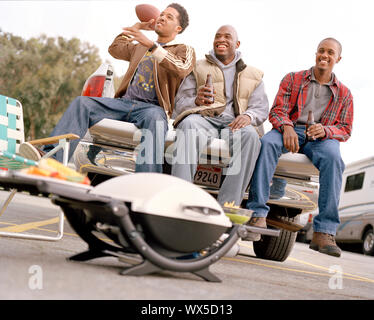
[0, 29, 102, 140]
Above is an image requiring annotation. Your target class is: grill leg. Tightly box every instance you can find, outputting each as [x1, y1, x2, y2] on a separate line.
[0, 189, 17, 217]
[120, 259, 160, 277]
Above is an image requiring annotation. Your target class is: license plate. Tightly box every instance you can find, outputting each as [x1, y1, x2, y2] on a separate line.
[194, 165, 222, 188]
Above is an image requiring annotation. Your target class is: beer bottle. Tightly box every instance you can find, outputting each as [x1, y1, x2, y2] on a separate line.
[204, 74, 214, 103]
[306, 110, 316, 141]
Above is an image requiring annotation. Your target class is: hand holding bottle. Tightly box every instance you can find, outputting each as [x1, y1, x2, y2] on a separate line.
[307, 123, 326, 140]
[306, 110, 325, 140]
[195, 74, 215, 106]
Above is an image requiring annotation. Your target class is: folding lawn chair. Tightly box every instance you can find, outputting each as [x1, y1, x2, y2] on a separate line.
[0, 94, 79, 241]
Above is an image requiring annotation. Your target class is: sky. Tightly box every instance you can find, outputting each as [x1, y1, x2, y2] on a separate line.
[0, 0, 373, 165]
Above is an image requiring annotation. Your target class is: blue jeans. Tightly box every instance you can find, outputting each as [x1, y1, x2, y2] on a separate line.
[246, 126, 345, 235]
[45, 96, 168, 173]
[269, 177, 287, 199]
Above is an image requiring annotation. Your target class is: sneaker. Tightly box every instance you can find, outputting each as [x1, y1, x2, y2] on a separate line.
[242, 217, 267, 242]
[309, 232, 341, 257]
[18, 142, 45, 161]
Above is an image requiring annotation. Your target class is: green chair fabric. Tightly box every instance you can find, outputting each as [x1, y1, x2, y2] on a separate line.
[0, 94, 65, 241]
[0, 94, 33, 168]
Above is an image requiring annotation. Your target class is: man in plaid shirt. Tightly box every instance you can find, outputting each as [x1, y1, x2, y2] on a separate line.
[244, 38, 354, 257]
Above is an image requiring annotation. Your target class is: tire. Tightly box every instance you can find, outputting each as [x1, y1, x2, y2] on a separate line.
[253, 215, 299, 262]
[362, 229, 374, 256]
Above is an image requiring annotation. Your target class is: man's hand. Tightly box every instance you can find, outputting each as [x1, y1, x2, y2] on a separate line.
[283, 125, 299, 153]
[195, 86, 215, 106]
[122, 21, 155, 48]
[306, 123, 326, 140]
[228, 114, 252, 131]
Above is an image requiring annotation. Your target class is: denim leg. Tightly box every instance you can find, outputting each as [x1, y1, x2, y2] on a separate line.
[246, 129, 285, 217]
[128, 102, 168, 173]
[246, 127, 307, 217]
[270, 177, 287, 199]
[303, 139, 345, 235]
[44, 96, 135, 162]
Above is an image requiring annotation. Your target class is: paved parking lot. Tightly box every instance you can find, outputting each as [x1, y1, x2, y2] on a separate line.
[1, 190, 374, 300]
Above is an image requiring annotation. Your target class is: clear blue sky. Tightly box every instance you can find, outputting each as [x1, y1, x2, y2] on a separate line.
[1, 0, 373, 164]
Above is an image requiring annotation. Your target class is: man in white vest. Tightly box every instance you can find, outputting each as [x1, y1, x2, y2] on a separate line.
[171, 25, 269, 206]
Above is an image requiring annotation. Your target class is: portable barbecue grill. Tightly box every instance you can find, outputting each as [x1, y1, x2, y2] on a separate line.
[0, 171, 279, 282]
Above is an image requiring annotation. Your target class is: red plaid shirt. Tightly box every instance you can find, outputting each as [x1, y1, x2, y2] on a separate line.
[269, 68, 354, 142]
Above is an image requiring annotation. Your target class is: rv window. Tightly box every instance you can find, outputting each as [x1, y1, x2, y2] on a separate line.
[344, 172, 365, 192]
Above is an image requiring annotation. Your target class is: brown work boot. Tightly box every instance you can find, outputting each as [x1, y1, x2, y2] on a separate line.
[309, 232, 341, 257]
[242, 217, 267, 242]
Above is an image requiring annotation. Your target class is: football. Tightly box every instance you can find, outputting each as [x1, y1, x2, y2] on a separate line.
[135, 4, 160, 30]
